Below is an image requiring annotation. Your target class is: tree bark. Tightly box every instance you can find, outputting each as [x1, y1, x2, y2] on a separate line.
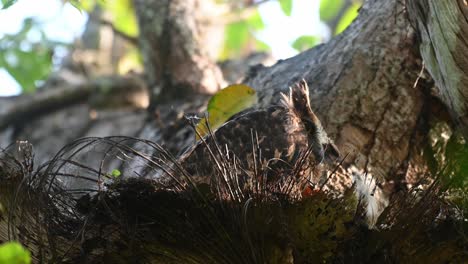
[133, 0, 226, 105]
[406, 0, 468, 137]
[246, 0, 427, 183]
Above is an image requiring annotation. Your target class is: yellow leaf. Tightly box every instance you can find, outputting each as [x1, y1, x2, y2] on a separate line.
[195, 84, 257, 140]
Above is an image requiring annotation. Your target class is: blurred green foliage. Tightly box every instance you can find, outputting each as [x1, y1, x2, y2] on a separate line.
[278, 0, 292, 16]
[0, 18, 67, 93]
[79, 0, 142, 73]
[220, 8, 269, 60]
[319, 0, 345, 22]
[80, 0, 138, 37]
[292, 35, 321, 52]
[0, 0, 362, 93]
[334, 2, 360, 34]
[0, 242, 31, 264]
[1, 0, 17, 9]
[67, 0, 85, 11]
[320, 0, 361, 35]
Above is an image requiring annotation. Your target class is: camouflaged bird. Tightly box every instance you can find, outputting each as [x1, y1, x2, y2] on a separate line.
[177, 80, 339, 196]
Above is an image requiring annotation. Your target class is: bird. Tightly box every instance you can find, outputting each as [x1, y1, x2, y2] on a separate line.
[174, 80, 339, 197]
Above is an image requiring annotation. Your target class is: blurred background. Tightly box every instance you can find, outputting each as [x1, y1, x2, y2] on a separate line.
[0, 0, 362, 96]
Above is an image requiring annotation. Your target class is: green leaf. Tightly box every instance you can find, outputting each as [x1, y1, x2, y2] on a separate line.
[67, 0, 95, 12]
[111, 169, 121, 178]
[292, 35, 321, 52]
[319, 0, 344, 22]
[101, 0, 139, 37]
[0, 18, 58, 93]
[254, 38, 270, 52]
[68, 0, 84, 12]
[335, 3, 360, 35]
[0, 242, 31, 264]
[196, 84, 258, 139]
[1, 0, 17, 9]
[0, 48, 52, 93]
[220, 9, 266, 59]
[14, 18, 34, 40]
[220, 21, 249, 59]
[246, 8, 264, 30]
[278, 0, 293, 16]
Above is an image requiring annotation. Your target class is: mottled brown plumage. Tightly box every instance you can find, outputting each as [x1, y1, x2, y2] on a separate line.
[178, 80, 338, 195]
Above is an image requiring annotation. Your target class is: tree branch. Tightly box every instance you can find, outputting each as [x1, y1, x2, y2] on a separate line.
[0, 75, 146, 131]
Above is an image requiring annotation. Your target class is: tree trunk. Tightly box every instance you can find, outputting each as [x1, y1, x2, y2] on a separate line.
[246, 0, 429, 184]
[133, 0, 226, 105]
[406, 0, 468, 137]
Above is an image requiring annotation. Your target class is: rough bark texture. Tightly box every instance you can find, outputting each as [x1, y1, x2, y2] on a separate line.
[406, 0, 468, 137]
[246, 0, 425, 182]
[133, 0, 226, 103]
[1, 0, 433, 184]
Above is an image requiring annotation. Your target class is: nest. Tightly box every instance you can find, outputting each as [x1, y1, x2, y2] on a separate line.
[0, 136, 466, 263]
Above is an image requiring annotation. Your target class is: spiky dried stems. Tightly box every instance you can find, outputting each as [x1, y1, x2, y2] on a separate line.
[0, 136, 341, 262]
[0, 136, 465, 262]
